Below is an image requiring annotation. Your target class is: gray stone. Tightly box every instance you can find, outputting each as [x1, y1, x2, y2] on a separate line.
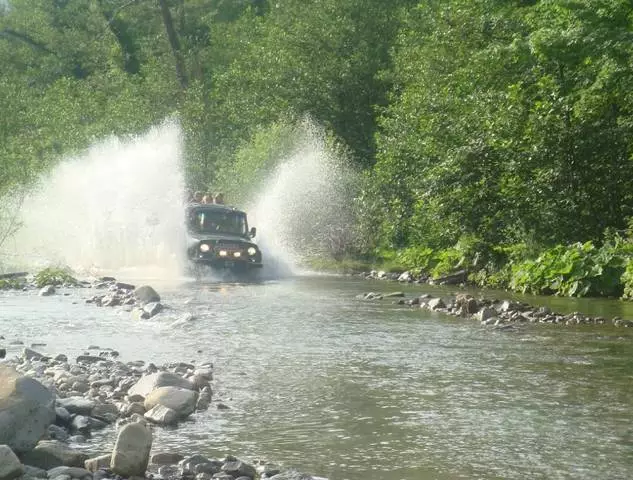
[0, 365, 56, 453]
[475, 307, 497, 322]
[133, 285, 160, 305]
[48, 424, 70, 441]
[0, 445, 23, 480]
[128, 372, 194, 398]
[144, 387, 197, 418]
[222, 459, 256, 479]
[144, 404, 179, 425]
[47, 466, 92, 480]
[39, 285, 56, 296]
[84, 454, 111, 473]
[22, 465, 47, 478]
[20, 440, 89, 469]
[110, 422, 152, 477]
[426, 297, 446, 310]
[21, 347, 45, 361]
[57, 397, 95, 416]
[142, 302, 163, 318]
[268, 471, 316, 480]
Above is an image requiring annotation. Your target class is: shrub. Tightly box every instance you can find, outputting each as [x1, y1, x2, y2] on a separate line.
[34, 267, 78, 288]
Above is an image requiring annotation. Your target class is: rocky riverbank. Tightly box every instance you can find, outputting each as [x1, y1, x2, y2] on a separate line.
[0, 276, 327, 480]
[359, 270, 633, 328]
[0, 348, 326, 480]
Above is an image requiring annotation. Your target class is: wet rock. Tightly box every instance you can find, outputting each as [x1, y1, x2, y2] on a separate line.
[84, 454, 112, 473]
[0, 348, 5, 359]
[39, 285, 56, 296]
[426, 297, 446, 310]
[116, 282, 135, 290]
[429, 270, 467, 286]
[110, 422, 152, 477]
[397, 271, 413, 282]
[134, 285, 161, 305]
[57, 397, 95, 416]
[222, 457, 256, 478]
[257, 463, 282, 478]
[0, 365, 56, 453]
[0, 445, 23, 480]
[76, 355, 109, 365]
[128, 371, 194, 397]
[48, 424, 70, 442]
[144, 404, 179, 425]
[20, 440, 88, 469]
[21, 347, 46, 361]
[268, 471, 318, 480]
[46, 466, 92, 480]
[144, 386, 198, 418]
[475, 307, 497, 323]
[143, 302, 163, 318]
[383, 291, 405, 298]
[455, 294, 478, 315]
[22, 465, 47, 478]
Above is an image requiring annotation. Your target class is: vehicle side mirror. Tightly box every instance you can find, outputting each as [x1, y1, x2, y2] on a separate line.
[250, 227, 257, 238]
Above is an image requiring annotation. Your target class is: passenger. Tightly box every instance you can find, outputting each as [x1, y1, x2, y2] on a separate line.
[213, 193, 225, 205]
[202, 194, 212, 204]
[192, 191, 203, 203]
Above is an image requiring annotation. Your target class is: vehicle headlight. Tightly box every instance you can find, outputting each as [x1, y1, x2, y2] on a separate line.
[218, 250, 228, 257]
[247, 247, 257, 256]
[200, 243, 210, 252]
[233, 251, 241, 258]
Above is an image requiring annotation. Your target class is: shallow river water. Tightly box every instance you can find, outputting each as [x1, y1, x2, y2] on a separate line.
[2, 275, 633, 480]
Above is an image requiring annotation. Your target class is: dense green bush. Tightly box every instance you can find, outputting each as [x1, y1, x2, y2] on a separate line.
[509, 240, 631, 297]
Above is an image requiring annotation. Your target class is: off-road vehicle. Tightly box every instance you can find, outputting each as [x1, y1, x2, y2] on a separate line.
[186, 203, 263, 273]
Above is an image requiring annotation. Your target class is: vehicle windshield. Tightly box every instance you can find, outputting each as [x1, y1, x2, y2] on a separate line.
[188, 209, 248, 236]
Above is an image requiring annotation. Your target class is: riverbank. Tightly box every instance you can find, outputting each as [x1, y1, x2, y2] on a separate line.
[0, 277, 327, 480]
[0, 349, 323, 480]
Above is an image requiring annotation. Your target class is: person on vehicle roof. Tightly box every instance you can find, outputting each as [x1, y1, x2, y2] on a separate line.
[213, 193, 225, 204]
[192, 191, 203, 203]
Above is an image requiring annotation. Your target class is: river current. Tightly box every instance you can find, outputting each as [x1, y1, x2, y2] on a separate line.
[2, 274, 633, 480]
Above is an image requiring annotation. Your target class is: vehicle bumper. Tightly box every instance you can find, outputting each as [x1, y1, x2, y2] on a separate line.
[190, 257, 263, 270]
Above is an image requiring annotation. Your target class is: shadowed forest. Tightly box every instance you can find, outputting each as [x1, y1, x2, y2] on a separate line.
[3, 0, 633, 297]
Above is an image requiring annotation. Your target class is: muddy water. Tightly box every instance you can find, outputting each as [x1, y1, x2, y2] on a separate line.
[2, 275, 633, 480]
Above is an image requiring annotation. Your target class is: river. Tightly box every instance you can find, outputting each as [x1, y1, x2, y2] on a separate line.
[2, 274, 633, 480]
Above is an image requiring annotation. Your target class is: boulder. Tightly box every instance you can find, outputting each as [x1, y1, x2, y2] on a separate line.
[56, 397, 95, 416]
[134, 285, 160, 305]
[144, 387, 197, 418]
[110, 422, 152, 477]
[20, 440, 88, 469]
[144, 404, 179, 425]
[0, 365, 56, 453]
[151, 452, 184, 465]
[128, 371, 194, 397]
[0, 445, 23, 480]
[222, 458, 256, 478]
[427, 298, 446, 310]
[475, 307, 497, 323]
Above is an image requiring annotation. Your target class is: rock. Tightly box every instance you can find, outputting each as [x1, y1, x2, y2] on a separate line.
[382, 291, 405, 298]
[46, 467, 92, 480]
[20, 440, 88, 469]
[22, 465, 47, 478]
[426, 298, 446, 310]
[143, 302, 163, 317]
[84, 454, 112, 473]
[0, 445, 23, 480]
[39, 285, 56, 296]
[0, 348, 5, 359]
[269, 471, 317, 480]
[151, 452, 185, 465]
[455, 294, 478, 315]
[475, 307, 497, 322]
[128, 371, 194, 397]
[48, 424, 70, 441]
[222, 458, 256, 478]
[144, 386, 197, 418]
[144, 404, 179, 425]
[76, 355, 109, 365]
[0, 365, 56, 453]
[110, 422, 152, 477]
[397, 271, 413, 282]
[57, 397, 95, 416]
[21, 347, 45, 361]
[429, 269, 467, 286]
[134, 285, 161, 305]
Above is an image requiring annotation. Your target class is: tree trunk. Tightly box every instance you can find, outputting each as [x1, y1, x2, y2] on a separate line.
[158, 0, 188, 89]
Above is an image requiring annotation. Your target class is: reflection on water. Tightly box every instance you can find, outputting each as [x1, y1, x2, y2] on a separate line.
[1, 276, 633, 480]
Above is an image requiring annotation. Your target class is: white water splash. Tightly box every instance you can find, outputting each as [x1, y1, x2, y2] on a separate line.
[247, 123, 358, 276]
[1, 121, 186, 280]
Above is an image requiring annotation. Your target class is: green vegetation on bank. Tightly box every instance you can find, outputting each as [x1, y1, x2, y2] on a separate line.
[3, 1, 633, 299]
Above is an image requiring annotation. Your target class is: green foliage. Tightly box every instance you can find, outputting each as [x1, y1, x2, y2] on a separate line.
[34, 267, 78, 288]
[0, 278, 25, 290]
[509, 240, 630, 297]
[622, 259, 633, 300]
